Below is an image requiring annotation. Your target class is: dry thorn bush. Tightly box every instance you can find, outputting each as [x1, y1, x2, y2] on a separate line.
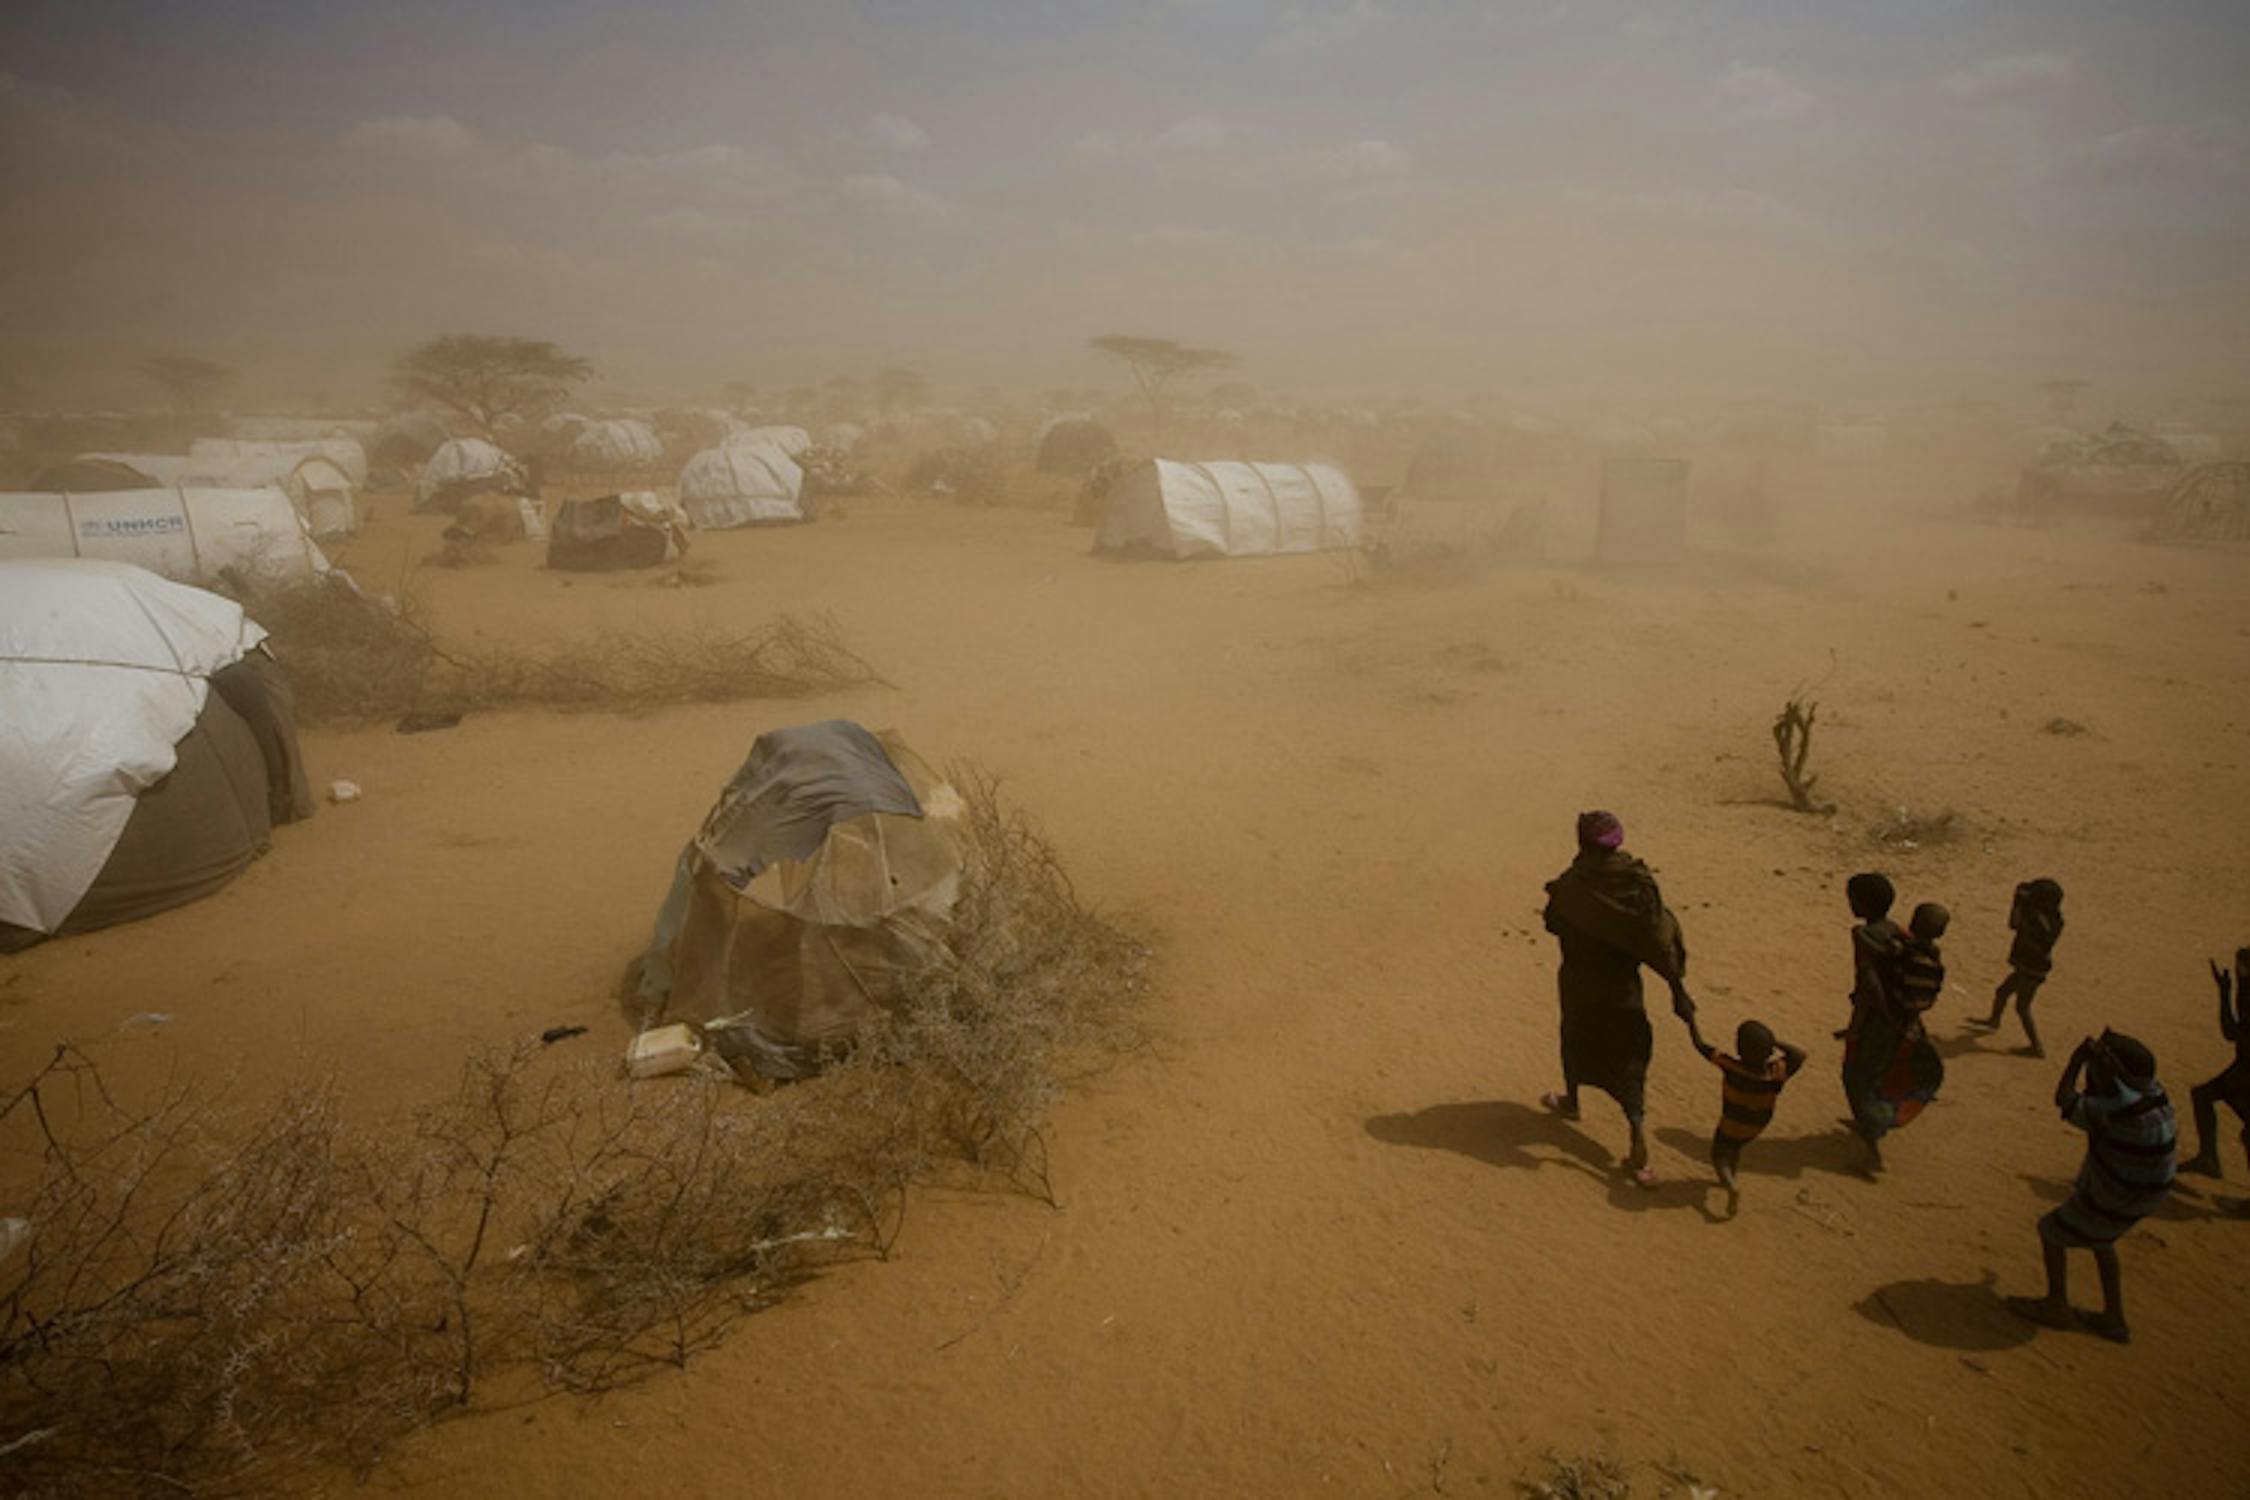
[222, 576, 884, 726]
[0, 776, 1144, 1494]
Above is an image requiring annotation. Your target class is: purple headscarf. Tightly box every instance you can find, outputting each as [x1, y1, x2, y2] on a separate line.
[1576, 810, 1625, 851]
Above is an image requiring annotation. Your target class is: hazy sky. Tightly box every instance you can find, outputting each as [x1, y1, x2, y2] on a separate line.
[3, 1, 2246, 408]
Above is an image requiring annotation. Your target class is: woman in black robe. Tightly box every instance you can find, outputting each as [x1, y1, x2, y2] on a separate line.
[1541, 810, 1695, 1187]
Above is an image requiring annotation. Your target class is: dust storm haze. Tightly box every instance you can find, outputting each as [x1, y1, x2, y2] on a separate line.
[2, 5, 2249, 1500]
[3, 1, 2248, 407]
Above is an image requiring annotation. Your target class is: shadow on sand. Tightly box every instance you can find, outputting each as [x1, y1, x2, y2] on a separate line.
[1364, 1100, 1705, 1214]
[1652, 1125, 1869, 1186]
[1853, 1270, 2035, 1351]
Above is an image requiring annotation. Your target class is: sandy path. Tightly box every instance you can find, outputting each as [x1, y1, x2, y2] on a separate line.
[8, 493, 2247, 1498]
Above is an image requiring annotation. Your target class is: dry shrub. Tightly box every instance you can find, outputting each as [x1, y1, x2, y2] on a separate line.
[225, 577, 882, 725]
[1870, 805, 1962, 851]
[862, 762, 1150, 1201]
[0, 777, 1144, 1494]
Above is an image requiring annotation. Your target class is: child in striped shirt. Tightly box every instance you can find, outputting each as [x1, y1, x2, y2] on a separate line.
[1687, 1014, 1807, 1217]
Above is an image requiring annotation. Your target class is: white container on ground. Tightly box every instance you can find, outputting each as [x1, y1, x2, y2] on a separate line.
[626, 1022, 703, 1079]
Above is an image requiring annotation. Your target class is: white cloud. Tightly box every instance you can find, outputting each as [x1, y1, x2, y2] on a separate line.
[863, 113, 931, 152]
[1711, 63, 1814, 124]
[838, 172, 963, 227]
[2079, 115, 2248, 176]
[1264, 0, 1391, 60]
[1945, 51, 2076, 101]
[344, 114, 474, 160]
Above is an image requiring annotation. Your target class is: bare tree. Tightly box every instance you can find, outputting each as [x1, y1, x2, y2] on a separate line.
[392, 334, 592, 440]
[1772, 697, 1834, 814]
[140, 355, 236, 414]
[1088, 335, 1234, 440]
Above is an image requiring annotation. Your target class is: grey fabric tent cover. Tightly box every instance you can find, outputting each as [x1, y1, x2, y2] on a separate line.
[1035, 417, 1118, 475]
[637, 721, 962, 1078]
[0, 650, 313, 952]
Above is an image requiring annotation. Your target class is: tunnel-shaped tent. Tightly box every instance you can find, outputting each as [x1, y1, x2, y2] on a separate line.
[1096, 459, 1363, 559]
[0, 486, 330, 586]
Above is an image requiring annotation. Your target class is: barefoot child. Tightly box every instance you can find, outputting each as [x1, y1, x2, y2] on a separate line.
[2180, 948, 2250, 1182]
[1837, 872, 1904, 1041]
[1687, 1014, 1807, 1216]
[1974, 878, 2064, 1056]
[2008, 1031, 2177, 1344]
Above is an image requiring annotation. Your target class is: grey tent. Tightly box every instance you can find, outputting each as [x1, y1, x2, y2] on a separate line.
[637, 721, 964, 1078]
[1034, 415, 1118, 475]
[0, 560, 312, 951]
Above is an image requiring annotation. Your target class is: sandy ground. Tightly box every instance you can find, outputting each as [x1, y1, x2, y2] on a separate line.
[6, 477, 2248, 1499]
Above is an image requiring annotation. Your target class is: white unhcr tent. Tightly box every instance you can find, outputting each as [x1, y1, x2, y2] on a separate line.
[1097, 459, 1363, 559]
[0, 486, 329, 585]
[678, 443, 808, 528]
[567, 418, 665, 471]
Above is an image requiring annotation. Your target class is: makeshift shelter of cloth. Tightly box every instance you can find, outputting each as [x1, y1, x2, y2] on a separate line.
[1034, 414, 1118, 475]
[677, 442, 809, 528]
[370, 411, 450, 473]
[637, 721, 965, 1079]
[1096, 459, 1363, 558]
[546, 491, 690, 570]
[417, 438, 530, 513]
[740, 425, 812, 459]
[0, 559, 312, 950]
[0, 485, 330, 586]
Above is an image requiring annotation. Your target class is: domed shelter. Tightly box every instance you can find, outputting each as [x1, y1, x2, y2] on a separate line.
[1034, 414, 1117, 475]
[637, 721, 964, 1079]
[1096, 459, 1363, 559]
[741, 425, 812, 459]
[370, 412, 450, 473]
[192, 437, 368, 489]
[566, 418, 665, 472]
[678, 443, 808, 528]
[1, 560, 312, 951]
[28, 457, 160, 492]
[416, 438, 529, 513]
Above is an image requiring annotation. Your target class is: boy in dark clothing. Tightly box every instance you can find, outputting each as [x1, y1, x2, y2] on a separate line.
[2007, 1031, 2177, 1345]
[2180, 948, 2250, 1182]
[1685, 1015, 1807, 1217]
[1837, 872, 1904, 1041]
[1973, 878, 2065, 1057]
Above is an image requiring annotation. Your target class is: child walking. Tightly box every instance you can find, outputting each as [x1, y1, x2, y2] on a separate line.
[1973, 878, 2064, 1056]
[1686, 1013, 1807, 1216]
[2180, 947, 2250, 1183]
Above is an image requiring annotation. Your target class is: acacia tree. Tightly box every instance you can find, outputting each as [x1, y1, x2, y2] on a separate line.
[1089, 335, 1234, 440]
[140, 355, 236, 414]
[392, 334, 592, 439]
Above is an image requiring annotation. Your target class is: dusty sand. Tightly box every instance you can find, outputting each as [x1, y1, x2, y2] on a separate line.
[6, 478, 2247, 1498]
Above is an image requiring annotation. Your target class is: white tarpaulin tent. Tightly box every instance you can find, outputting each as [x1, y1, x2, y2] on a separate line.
[741, 425, 812, 458]
[1097, 459, 1363, 558]
[88, 451, 357, 540]
[678, 443, 808, 528]
[0, 486, 330, 585]
[0, 560, 285, 938]
[568, 418, 665, 470]
[417, 438, 527, 512]
[192, 437, 369, 488]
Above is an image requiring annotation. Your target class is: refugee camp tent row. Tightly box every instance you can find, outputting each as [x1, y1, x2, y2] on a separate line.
[1096, 460, 1364, 559]
[417, 438, 529, 513]
[566, 418, 666, 471]
[0, 485, 331, 586]
[1, 559, 313, 951]
[678, 443, 809, 528]
[638, 720, 964, 1079]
